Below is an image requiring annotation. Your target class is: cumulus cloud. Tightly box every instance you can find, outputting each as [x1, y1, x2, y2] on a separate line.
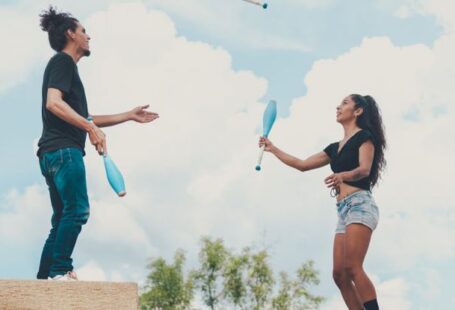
[0, 184, 52, 277]
[417, 0, 455, 31]
[383, 0, 455, 32]
[322, 276, 411, 309]
[0, 6, 50, 93]
[145, 0, 310, 51]
[76, 261, 107, 281]
[0, 185, 49, 247]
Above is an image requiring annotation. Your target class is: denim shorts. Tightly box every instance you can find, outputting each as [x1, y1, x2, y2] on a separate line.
[335, 190, 379, 234]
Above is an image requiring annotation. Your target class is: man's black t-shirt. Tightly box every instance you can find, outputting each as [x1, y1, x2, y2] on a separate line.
[37, 52, 88, 157]
[323, 130, 374, 190]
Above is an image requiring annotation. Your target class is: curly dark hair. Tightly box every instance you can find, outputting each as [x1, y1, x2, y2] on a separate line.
[39, 6, 79, 52]
[351, 94, 386, 188]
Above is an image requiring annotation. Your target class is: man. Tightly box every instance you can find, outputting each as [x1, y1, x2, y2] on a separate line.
[37, 6, 159, 281]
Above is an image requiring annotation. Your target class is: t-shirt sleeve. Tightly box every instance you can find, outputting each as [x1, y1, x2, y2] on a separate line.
[47, 54, 74, 94]
[323, 143, 336, 159]
[357, 130, 373, 146]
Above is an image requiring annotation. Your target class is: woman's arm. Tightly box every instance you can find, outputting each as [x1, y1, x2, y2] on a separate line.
[324, 140, 375, 188]
[341, 140, 375, 181]
[259, 137, 330, 171]
[92, 105, 159, 128]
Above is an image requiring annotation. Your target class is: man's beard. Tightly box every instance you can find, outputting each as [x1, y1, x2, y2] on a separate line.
[83, 48, 91, 57]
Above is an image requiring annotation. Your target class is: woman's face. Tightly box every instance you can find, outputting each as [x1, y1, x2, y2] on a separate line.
[336, 96, 362, 124]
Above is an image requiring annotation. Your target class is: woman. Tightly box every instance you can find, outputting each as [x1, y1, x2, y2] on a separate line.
[259, 94, 386, 310]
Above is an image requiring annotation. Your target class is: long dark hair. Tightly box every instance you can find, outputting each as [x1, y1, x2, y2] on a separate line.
[39, 6, 78, 52]
[351, 94, 386, 187]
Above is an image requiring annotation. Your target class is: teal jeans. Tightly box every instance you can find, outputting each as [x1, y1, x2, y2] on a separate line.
[37, 148, 90, 279]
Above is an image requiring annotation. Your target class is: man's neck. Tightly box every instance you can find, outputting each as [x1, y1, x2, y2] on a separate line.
[62, 45, 83, 63]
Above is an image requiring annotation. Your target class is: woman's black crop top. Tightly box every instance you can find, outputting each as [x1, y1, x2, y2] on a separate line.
[323, 130, 374, 190]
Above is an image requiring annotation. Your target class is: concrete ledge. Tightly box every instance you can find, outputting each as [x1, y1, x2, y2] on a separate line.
[0, 280, 138, 310]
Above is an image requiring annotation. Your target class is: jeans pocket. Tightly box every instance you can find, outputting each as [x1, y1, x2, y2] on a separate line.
[348, 196, 365, 209]
[41, 150, 63, 176]
[338, 203, 350, 219]
[63, 148, 76, 163]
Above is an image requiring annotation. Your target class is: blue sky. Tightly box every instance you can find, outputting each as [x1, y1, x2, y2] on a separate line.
[1, 0, 454, 308]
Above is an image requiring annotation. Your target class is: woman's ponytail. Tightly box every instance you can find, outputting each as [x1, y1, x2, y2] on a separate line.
[351, 94, 386, 188]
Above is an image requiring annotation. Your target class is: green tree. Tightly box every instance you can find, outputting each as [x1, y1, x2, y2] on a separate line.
[140, 250, 194, 310]
[271, 272, 293, 310]
[223, 249, 249, 309]
[141, 238, 325, 309]
[193, 237, 229, 310]
[272, 260, 325, 310]
[245, 249, 275, 310]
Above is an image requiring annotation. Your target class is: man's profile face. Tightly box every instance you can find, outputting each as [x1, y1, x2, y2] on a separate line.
[70, 22, 91, 56]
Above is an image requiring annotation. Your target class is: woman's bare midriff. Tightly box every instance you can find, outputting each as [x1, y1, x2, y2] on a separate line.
[336, 183, 364, 202]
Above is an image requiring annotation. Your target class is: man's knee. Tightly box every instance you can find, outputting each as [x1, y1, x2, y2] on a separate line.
[77, 207, 90, 225]
[64, 202, 90, 225]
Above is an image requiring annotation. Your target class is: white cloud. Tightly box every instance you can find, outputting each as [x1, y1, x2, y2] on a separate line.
[419, 0, 455, 32]
[0, 185, 50, 246]
[381, 0, 455, 32]
[322, 276, 411, 309]
[0, 7, 50, 93]
[76, 261, 107, 281]
[145, 0, 310, 51]
[4, 0, 305, 54]
[377, 277, 411, 309]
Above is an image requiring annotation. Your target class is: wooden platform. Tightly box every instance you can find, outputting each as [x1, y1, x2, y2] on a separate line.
[0, 280, 138, 310]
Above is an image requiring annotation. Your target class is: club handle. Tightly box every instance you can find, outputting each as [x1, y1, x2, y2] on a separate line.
[255, 145, 266, 171]
[87, 116, 107, 156]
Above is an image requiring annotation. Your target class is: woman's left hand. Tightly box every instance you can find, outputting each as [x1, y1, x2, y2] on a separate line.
[324, 173, 344, 189]
[129, 105, 159, 123]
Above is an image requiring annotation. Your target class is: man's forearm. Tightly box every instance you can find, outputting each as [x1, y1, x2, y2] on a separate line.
[47, 98, 92, 131]
[91, 112, 131, 128]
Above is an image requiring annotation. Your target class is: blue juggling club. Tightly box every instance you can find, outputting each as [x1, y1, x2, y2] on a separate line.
[87, 117, 126, 197]
[103, 154, 126, 197]
[242, 0, 268, 9]
[256, 100, 277, 171]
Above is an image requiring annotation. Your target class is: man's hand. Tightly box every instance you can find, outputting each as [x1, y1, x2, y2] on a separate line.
[87, 122, 106, 155]
[128, 105, 159, 123]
